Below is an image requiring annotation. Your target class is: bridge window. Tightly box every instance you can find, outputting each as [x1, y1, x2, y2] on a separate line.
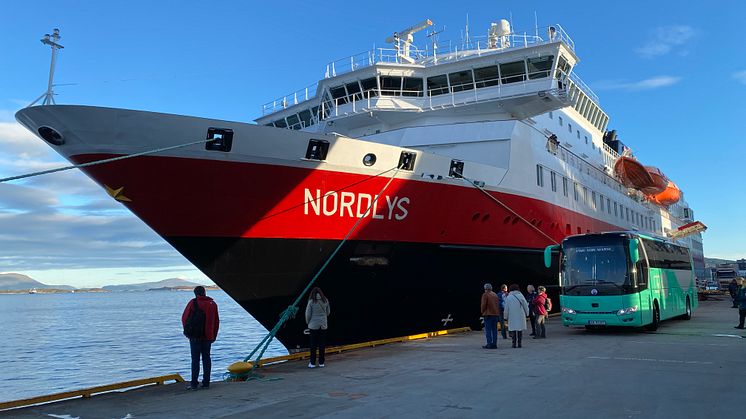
[346, 81, 363, 101]
[298, 109, 312, 128]
[474, 65, 500, 88]
[402, 77, 423, 97]
[330, 85, 348, 105]
[286, 114, 301, 130]
[380, 76, 402, 96]
[427, 74, 449, 96]
[360, 77, 378, 98]
[500, 60, 527, 84]
[449, 70, 474, 93]
[527, 55, 554, 79]
[273, 118, 287, 128]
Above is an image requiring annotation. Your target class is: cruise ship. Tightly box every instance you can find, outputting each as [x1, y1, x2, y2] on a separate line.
[16, 19, 705, 350]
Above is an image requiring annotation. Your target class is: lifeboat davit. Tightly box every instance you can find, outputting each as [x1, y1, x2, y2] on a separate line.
[647, 181, 681, 206]
[613, 156, 668, 195]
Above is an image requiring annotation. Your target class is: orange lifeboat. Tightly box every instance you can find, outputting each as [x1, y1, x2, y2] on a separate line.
[613, 156, 668, 195]
[647, 181, 681, 206]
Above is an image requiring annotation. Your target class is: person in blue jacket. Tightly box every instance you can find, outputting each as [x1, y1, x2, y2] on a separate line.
[497, 284, 508, 339]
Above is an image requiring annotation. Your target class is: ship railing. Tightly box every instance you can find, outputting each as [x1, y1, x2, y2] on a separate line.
[261, 82, 319, 115]
[567, 72, 600, 105]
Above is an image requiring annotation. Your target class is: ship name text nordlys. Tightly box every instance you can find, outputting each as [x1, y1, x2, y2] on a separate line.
[304, 189, 410, 220]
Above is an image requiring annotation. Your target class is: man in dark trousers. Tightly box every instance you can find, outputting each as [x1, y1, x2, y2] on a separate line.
[729, 279, 739, 308]
[182, 286, 219, 390]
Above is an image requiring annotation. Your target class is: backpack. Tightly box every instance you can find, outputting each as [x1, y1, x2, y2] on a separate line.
[544, 297, 552, 312]
[183, 298, 206, 339]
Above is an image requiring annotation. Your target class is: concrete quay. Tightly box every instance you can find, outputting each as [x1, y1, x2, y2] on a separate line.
[3, 298, 743, 418]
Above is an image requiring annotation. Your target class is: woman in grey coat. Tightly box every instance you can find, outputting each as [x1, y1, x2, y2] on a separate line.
[305, 287, 330, 368]
[504, 283, 529, 348]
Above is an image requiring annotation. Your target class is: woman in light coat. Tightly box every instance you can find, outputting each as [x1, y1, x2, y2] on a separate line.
[504, 283, 529, 348]
[305, 287, 330, 368]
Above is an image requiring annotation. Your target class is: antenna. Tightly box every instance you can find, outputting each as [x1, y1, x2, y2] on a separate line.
[29, 28, 65, 107]
[426, 26, 444, 64]
[534, 11, 539, 38]
[465, 14, 470, 49]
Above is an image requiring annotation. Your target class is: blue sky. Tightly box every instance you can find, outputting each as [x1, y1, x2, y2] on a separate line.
[1, 1, 744, 287]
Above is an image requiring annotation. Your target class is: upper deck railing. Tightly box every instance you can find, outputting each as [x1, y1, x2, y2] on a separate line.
[261, 24, 574, 115]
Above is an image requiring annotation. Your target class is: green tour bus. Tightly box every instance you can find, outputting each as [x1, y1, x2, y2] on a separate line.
[544, 231, 697, 330]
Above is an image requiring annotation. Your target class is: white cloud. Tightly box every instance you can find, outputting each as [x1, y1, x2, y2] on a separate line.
[636, 25, 695, 58]
[733, 70, 746, 85]
[0, 121, 52, 158]
[594, 76, 682, 91]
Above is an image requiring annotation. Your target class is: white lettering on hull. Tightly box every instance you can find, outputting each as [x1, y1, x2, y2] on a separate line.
[304, 189, 410, 221]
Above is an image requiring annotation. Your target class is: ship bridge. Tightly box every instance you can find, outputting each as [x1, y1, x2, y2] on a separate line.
[256, 21, 604, 135]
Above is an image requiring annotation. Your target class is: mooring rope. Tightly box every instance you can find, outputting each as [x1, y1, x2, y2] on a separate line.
[458, 174, 559, 245]
[0, 138, 214, 184]
[238, 164, 403, 374]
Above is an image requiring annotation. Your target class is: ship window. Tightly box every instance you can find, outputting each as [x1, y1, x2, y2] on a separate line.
[614, 202, 618, 216]
[449, 70, 474, 92]
[427, 74, 449, 96]
[474, 65, 500, 88]
[500, 60, 526, 84]
[205, 128, 233, 152]
[626, 208, 630, 221]
[346, 81, 363, 101]
[550, 171, 557, 192]
[298, 109, 312, 128]
[360, 77, 378, 98]
[583, 187, 588, 205]
[549, 111, 553, 119]
[600, 194, 605, 211]
[274, 118, 288, 128]
[311, 106, 320, 122]
[607, 198, 611, 214]
[380, 76, 402, 96]
[527, 56, 554, 79]
[562, 177, 568, 197]
[330, 85, 348, 105]
[592, 191, 597, 210]
[577, 131, 581, 139]
[568, 123, 572, 133]
[286, 114, 301, 130]
[402, 77, 423, 97]
[574, 183, 579, 201]
[559, 116, 563, 126]
[536, 165, 544, 187]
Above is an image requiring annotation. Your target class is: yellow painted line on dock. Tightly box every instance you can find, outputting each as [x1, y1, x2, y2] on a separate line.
[0, 374, 184, 411]
[254, 326, 471, 368]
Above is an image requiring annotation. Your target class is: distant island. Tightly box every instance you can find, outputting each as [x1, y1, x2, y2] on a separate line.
[0, 273, 218, 294]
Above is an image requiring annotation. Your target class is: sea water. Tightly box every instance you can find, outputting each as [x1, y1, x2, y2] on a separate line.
[0, 290, 287, 403]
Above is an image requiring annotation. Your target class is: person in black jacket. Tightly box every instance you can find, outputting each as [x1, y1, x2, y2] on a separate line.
[526, 284, 538, 336]
[729, 279, 739, 308]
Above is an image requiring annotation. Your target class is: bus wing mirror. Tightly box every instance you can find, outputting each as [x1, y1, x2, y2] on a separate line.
[629, 239, 640, 264]
[544, 245, 559, 268]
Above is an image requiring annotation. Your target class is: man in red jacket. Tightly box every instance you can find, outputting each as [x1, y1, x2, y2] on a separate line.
[181, 286, 219, 390]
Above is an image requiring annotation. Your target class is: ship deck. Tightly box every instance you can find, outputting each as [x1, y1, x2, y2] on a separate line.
[3, 298, 743, 418]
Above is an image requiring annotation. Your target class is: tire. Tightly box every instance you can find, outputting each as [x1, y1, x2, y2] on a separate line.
[645, 302, 660, 331]
[682, 297, 692, 320]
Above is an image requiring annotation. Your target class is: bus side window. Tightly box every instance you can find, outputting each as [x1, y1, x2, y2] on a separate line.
[636, 261, 648, 290]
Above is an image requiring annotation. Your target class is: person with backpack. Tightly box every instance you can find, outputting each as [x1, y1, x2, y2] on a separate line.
[305, 287, 331, 368]
[181, 286, 219, 390]
[533, 286, 551, 339]
[525, 284, 538, 336]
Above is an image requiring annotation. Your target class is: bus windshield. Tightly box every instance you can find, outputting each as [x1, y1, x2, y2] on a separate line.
[562, 235, 631, 296]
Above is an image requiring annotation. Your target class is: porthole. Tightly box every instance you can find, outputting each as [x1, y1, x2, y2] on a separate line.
[37, 126, 64, 145]
[363, 153, 377, 166]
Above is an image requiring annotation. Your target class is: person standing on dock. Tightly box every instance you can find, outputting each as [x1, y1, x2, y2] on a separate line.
[305, 287, 330, 368]
[526, 285, 538, 336]
[533, 286, 550, 339]
[504, 284, 529, 348]
[181, 286, 219, 390]
[729, 279, 739, 308]
[497, 284, 509, 340]
[734, 279, 746, 329]
[480, 283, 500, 349]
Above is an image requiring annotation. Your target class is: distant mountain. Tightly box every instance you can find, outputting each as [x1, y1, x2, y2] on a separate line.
[102, 278, 204, 292]
[705, 257, 735, 268]
[0, 273, 75, 291]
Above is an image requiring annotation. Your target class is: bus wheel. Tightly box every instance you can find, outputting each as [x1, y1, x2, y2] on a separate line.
[646, 302, 660, 331]
[682, 297, 692, 320]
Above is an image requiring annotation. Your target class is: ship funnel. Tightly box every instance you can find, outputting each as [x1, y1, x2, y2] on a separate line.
[488, 19, 511, 49]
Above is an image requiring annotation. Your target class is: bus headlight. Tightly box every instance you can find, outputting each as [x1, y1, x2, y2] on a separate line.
[617, 306, 638, 315]
[562, 307, 576, 314]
